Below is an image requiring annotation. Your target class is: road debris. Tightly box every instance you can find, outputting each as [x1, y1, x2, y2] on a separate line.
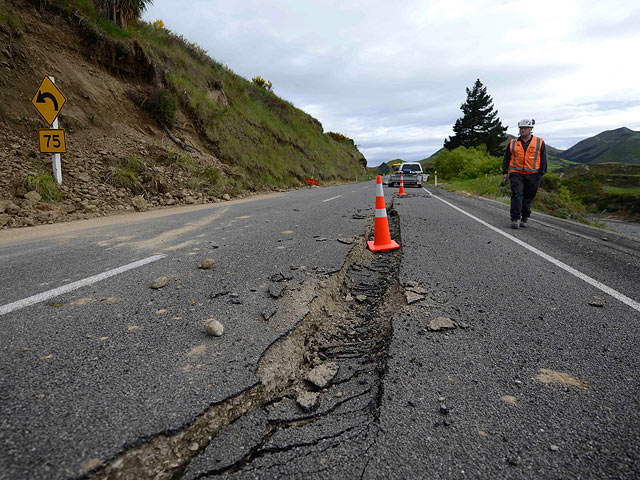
[199, 258, 215, 270]
[535, 368, 589, 390]
[296, 391, 320, 412]
[150, 276, 168, 289]
[427, 317, 456, 331]
[404, 281, 428, 304]
[206, 319, 224, 337]
[405, 291, 424, 305]
[304, 362, 339, 390]
[337, 237, 356, 244]
[269, 283, 286, 299]
[101, 297, 123, 303]
[270, 272, 293, 282]
[262, 304, 277, 321]
[210, 288, 229, 298]
[70, 297, 95, 306]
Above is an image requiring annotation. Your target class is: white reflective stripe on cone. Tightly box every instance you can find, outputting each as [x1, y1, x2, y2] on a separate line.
[376, 183, 384, 196]
[375, 208, 387, 218]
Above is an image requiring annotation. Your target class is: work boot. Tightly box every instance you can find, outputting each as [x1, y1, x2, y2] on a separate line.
[510, 221, 519, 229]
[520, 218, 529, 228]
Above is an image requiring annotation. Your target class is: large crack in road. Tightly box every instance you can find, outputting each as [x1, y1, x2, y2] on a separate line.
[88, 207, 404, 480]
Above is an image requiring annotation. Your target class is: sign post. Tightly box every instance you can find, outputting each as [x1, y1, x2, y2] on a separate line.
[51, 94, 62, 184]
[32, 75, 67, 184]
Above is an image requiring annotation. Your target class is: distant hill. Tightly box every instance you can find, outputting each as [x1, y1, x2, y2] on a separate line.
[374, 158, 405, 172]
[382, 127, 640, 173]
[559, 127, 640, 164]
[428, 148, 446, 158]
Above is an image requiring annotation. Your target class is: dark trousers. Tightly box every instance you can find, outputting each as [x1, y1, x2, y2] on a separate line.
[509, 173, 542, 221]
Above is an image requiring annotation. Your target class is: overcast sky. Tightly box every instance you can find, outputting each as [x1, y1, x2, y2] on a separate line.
[142, 1, 640, 165]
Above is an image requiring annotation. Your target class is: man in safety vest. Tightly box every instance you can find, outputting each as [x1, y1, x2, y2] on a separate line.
[502, 119, 547, 229]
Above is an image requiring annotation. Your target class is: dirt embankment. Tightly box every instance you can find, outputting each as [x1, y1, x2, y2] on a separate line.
[0, 1, 300, 230]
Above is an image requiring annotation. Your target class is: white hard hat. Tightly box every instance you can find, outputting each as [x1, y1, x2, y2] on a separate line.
[518, 119, 535, 128]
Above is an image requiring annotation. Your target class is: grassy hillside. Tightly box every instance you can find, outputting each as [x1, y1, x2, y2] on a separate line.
[559, 127, 640, 164]
[1, 0, 368, 213]
[134, 21, 368, 188]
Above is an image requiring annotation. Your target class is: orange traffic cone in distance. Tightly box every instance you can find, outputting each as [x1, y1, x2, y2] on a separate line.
[367, 176, 400, 252]
[398, 172, 406, 196]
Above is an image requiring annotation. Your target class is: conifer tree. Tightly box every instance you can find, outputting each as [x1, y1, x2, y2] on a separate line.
[444, 79, 507, 156]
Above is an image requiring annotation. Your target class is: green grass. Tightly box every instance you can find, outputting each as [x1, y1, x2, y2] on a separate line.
[133, 19, 367, 190]
[440, 174, 510, 202]
[436, 154, 640, 221]
[97, 18, 133, 38]
[548, 155, 579, 171]
[0, 12, 24, 33]
[602, 185, 640, 194]
[109, 156, 144, 190]
[60, 0, 97, 18]
[112, 167, 138, 189]
[439, 174, 587, 221]
[24, 173, 64, 201]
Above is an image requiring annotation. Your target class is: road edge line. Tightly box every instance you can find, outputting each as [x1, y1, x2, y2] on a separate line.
[0, 254, 167, 316]
[423, 187, 640, 313]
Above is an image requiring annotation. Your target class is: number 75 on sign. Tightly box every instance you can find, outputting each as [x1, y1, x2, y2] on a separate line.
[38, 129, 66, 153]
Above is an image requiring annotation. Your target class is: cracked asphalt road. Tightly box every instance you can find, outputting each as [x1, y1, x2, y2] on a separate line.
[0, 184, 374, 479]
[1, 181, 639, 479]
[365, 186, 640, 480]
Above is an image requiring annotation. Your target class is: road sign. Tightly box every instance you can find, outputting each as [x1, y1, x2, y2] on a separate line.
[32, 75, 67, 126]
[305, 177, 319, 186]
[38, 129, 66, 153]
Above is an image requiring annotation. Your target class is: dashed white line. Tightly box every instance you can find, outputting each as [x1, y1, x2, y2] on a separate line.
[423, 187, 640, 313]
[322, 195, 342, 203]
[0, 254, 167, 316]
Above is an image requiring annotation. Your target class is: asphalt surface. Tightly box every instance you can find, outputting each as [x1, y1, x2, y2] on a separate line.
[366, 186, 640, 479]
[0, 184, 373, 479]
[1, 182, 639, 479]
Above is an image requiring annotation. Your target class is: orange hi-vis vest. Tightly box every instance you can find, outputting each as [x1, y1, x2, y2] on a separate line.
[508, 136, 543, 174]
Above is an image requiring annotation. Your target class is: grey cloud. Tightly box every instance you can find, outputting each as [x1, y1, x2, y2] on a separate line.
[143, 1, 640, 165]
[568, 99, 640, 112]
[578, 12, 640, 38]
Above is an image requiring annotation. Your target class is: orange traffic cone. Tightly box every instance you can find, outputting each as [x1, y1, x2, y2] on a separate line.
[367, 176, 400, 253]
[398, 173, 406, 196]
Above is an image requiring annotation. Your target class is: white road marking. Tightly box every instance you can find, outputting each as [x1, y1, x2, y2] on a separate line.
[423, 187, 640, 313]
[322, 195, 342, 203]
[0, 254, 167, 316]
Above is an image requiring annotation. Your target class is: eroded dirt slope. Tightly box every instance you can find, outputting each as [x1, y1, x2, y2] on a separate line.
[0, 0, 324, 230]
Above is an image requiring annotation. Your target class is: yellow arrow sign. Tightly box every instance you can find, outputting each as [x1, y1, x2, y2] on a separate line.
[32, 75, 67, 126]
[38, 129, 66, 153]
